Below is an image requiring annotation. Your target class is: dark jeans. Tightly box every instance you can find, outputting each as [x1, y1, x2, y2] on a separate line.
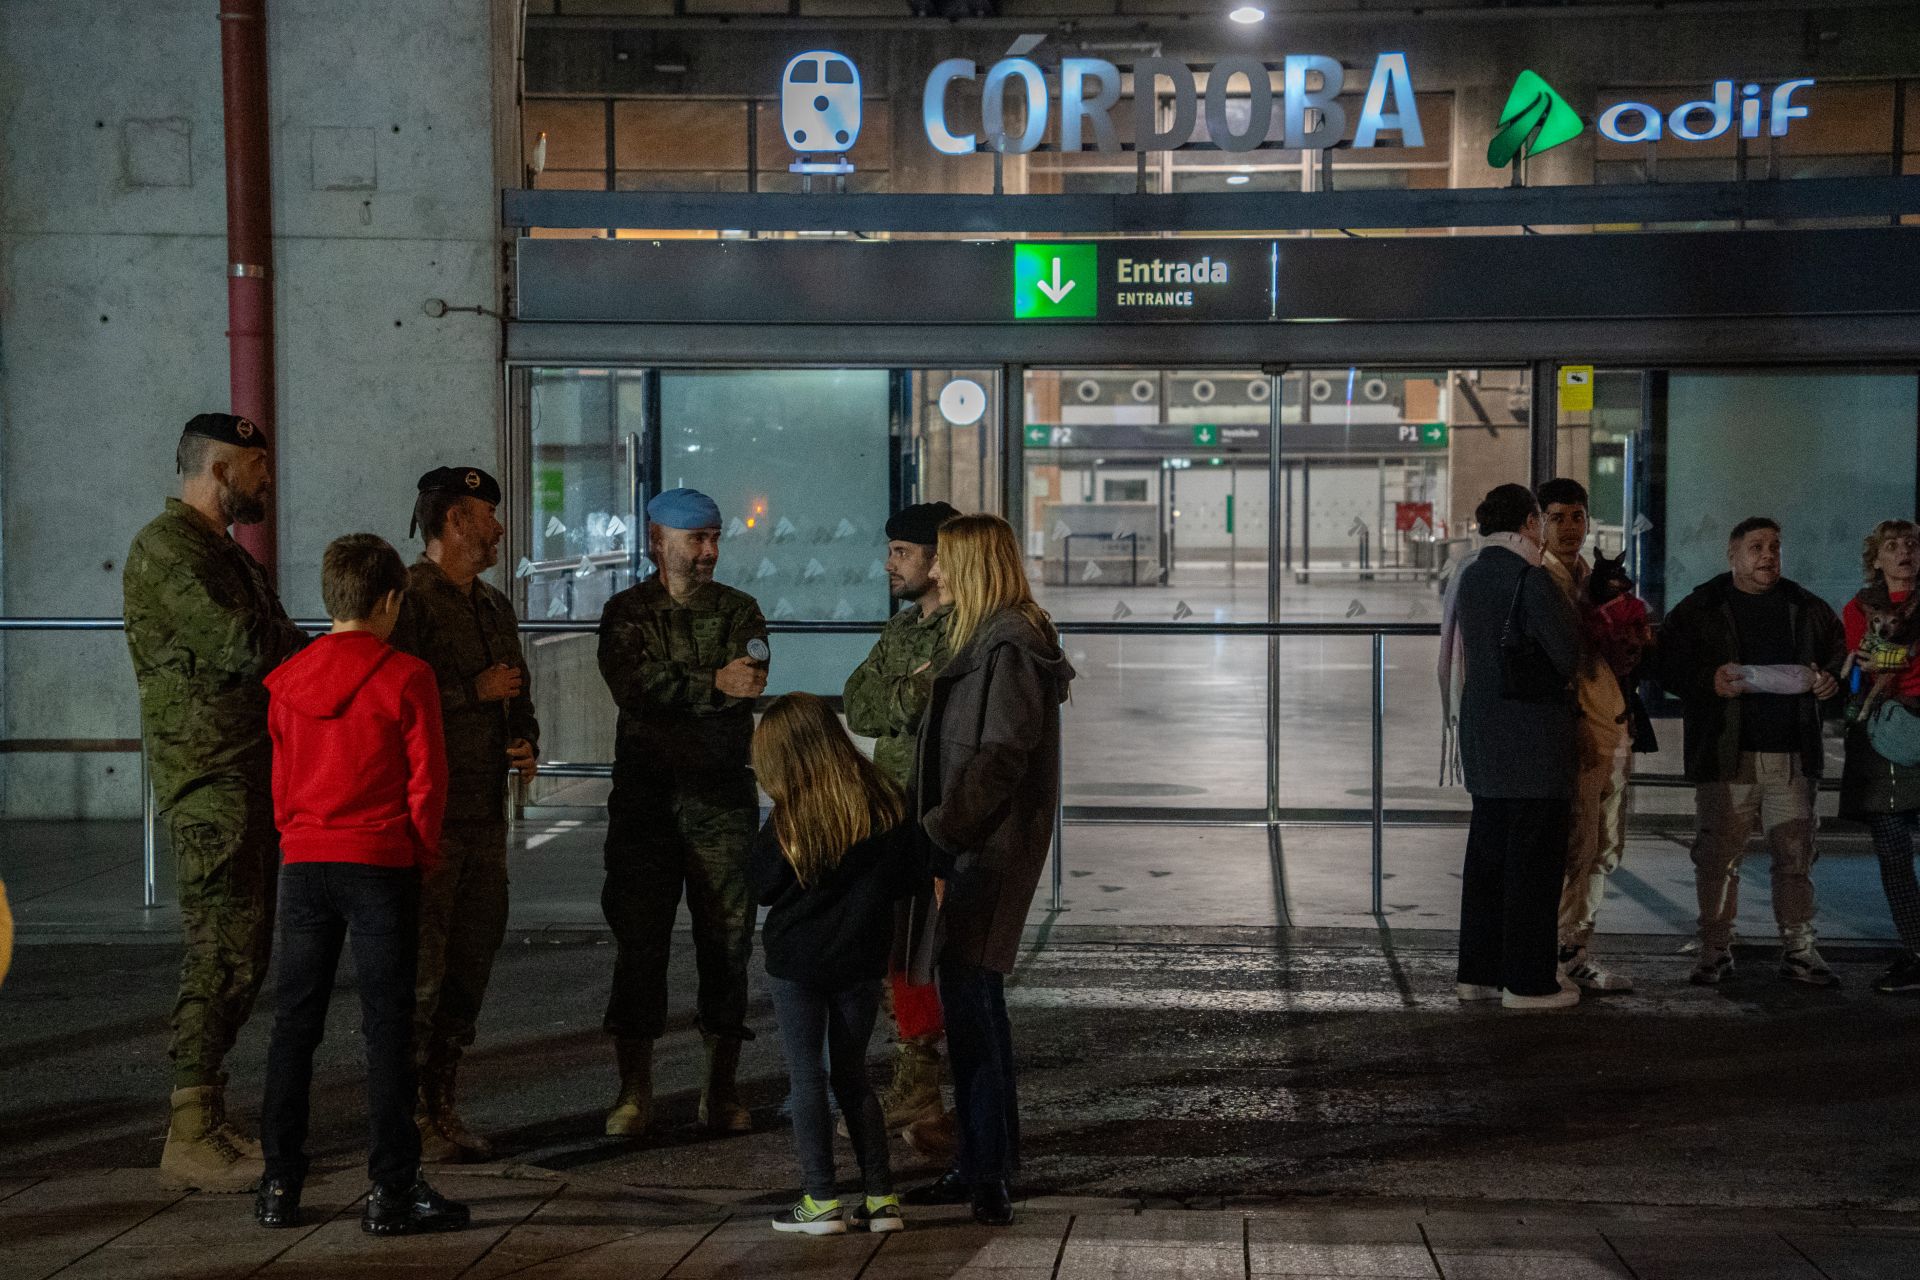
[261, 862, 421, 1189]
[1458, 797, 1573, 998]
[938, 961, 1018, 1183]
[766, 975, 890, 1201]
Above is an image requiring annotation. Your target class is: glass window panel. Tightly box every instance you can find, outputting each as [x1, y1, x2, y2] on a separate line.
[1024, 369, 1273, 623]
[658, 369, 894, 695]
[1661, 371, 1920, 614]
[525, 99, 607, 171]
[906, 369, 998, 513]
[614, 100, 749, 171]
[526, 368, 645, 624]
[1061, 634, 1269, 813]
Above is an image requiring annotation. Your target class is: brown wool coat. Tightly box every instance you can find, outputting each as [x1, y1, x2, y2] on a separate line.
[902, 608, 1075, 981]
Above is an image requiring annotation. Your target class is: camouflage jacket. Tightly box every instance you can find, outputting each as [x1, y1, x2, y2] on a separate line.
[597, 577, 766, 781]
[843, 601, 953, 790]
[123, 499, 305, 810]
[388, 558, 538, 817]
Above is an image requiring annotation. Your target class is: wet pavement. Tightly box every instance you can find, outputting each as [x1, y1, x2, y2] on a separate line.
[5, 927, 1918, 1213]
[9, 1166, 1920, 1280]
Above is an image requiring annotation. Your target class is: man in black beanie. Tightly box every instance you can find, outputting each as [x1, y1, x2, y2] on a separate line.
[843, 501, 960, 1152]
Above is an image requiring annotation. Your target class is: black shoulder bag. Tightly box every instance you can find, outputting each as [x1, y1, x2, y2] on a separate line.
[1500, 566, 1570, 703]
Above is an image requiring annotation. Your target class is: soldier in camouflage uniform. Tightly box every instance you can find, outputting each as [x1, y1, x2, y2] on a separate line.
[597, 488, 767, 1138]
[843, 502, 958, 1152]
[123, 413, 305, 1191]
[387, 466, 538, 1163]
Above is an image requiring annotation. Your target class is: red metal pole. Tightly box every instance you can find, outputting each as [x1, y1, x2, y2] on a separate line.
[219, 0, 277, 577]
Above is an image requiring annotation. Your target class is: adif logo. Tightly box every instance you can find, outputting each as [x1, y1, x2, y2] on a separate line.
[1599, 79, 1814, 144]
[1487, 70, 1582, 168]
[781, 51, 862, 155]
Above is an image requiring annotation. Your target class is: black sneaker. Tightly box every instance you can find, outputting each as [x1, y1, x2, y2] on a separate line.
[1873, 952, 1920, 995]
[361, 1176, 471, 1236]
[970, 1179, 1014, 1227]
[253, 1176, 301, 1229]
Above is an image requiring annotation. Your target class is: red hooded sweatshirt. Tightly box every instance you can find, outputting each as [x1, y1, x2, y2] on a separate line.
[267, 630, 447, 869]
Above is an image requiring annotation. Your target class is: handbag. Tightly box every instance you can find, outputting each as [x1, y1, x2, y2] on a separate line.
[1500, 566, 1570, 703]
[1868, 701, 1920, 768]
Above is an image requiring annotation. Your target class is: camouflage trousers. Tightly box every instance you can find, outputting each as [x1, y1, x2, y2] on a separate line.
[601, 772, 757, 1043]
[414, 820, 510, 1071]
[167, 781, 278, 1088]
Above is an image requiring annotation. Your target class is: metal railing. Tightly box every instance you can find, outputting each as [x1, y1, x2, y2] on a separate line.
[6, 613, 1744, 921]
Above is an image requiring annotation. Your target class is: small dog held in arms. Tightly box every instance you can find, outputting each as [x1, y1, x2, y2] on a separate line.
[1845, 596, 1920, 724]
[1587, 549, 1659, 753]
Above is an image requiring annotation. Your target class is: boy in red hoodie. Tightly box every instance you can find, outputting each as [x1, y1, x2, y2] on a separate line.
[256, 534, 467, 1235]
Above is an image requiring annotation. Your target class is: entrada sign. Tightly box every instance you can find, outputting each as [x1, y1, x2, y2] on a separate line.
[1014, 242, 1271, 321]
[923, 52, 1423, 155]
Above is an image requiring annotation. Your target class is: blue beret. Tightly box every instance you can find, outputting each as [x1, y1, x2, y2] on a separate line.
[646, 487, 722, 531]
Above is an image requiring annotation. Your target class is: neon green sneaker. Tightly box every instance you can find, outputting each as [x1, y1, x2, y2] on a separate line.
[849, 1194, 906, 1233]
[771, 1194, 846, 1236]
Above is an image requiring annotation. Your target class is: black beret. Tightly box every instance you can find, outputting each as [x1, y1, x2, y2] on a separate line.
[182, 412, 269, 451]
[885, 501, 961, 547]
[415, 466, 502, 506]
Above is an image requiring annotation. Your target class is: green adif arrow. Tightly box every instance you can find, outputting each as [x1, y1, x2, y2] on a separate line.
[1193, 424, 1217, 447]
[1420, 422, 1449, 447]
[1025, 425, 1050, 447]
[1487, 70, 1583, 168]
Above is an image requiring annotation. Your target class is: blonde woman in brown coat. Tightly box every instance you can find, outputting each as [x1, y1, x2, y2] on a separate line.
[900, 515, 1073, 1227]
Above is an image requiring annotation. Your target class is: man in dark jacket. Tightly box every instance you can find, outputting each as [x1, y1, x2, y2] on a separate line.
[1446, 484, 1583, 1009]
[1653, 517, 1846, 987]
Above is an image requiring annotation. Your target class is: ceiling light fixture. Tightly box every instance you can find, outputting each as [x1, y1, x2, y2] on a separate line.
[1226, 173, 1251, 185]
[1228, 5, 1265, 23]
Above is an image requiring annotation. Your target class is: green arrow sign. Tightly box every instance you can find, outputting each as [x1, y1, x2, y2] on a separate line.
[1014, 244, 1097, 319]
[1024, 424, 1051, 447]
[1420, 422, 1449, 448]
[1192, 424, 1218, 447]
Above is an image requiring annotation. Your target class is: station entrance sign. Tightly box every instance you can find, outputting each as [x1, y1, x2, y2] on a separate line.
[1012, 241, 1272, 322]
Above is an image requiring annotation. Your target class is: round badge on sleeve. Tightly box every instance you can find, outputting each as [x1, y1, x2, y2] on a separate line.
[746, 639, 771, 663]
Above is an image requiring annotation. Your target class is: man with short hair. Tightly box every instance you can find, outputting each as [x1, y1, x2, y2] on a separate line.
[1536, 478, 1635, 993]
[597, 488, 769, 1138]
[1654, 517, 1847, 986]
[844, 501, 958, 1148]
[125, 412, 305, 1190]
[387, 466, 540, 1162]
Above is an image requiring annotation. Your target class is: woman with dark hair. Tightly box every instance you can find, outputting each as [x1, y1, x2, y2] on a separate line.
[900, 514, 1074, 1227]
[1441, 484, 1583, 1010]
[1838, 519, 1920, 995]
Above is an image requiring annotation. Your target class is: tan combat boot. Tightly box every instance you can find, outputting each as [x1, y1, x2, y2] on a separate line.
[604, 1038, 654, 1137]
[415, 1083, 463, 1164]
[423, 1058, 493, 1162]
[879, 1036, 946, 1130]
[208, 1075, 263, 1160]
[159, 1086, 264, 1193]
[697, 1034, 752, 1134]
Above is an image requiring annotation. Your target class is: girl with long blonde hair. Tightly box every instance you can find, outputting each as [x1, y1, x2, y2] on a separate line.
[748, 692, 925, 1236]
[902, 513, 1073, 1226]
